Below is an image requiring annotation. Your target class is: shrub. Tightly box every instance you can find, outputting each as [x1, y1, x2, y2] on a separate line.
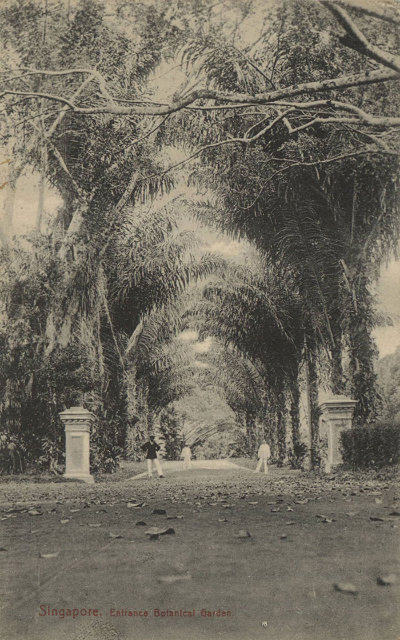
[90, 416, 123, 473]
[287, 441, 309, 469]
[340, 422, 400, 469]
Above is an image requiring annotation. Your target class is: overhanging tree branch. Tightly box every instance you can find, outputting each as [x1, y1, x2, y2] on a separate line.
[322, 1, 400, 73]
[329, 0, 400, 25]
[2, 68, 398, 116]
[270, 99, 400, 127]
[5, 67, 115, 100]
[240, 148, 399, 211]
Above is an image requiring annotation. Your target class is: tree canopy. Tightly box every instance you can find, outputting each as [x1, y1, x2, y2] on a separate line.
[0, 0, 399, 470]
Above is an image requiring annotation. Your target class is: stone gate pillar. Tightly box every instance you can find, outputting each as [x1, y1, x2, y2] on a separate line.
[59, 406, 95, 483]
[319, 396, 357, 472]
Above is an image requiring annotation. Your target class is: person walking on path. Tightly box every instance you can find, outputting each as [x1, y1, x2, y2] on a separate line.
[142, 435, 164, 478]
[255, 439, 271, 474]
[181, 444, 192, 470]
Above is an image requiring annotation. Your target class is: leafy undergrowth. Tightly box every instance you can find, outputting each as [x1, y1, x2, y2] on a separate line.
[0, 460, 148, 485]
[1, 460, 397, 493]
[0, 465, 399, 640]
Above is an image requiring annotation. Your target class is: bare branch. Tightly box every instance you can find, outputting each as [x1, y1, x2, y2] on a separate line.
[277, 149, 398, 164]
[325, 0, 400, 25]
[46, 76, 94, 138]
[143, 139, 242, 180]
[2, 68, 398, 116]
[104, 116, 171, 176]
[288, 116, 362, 132]
[322, 1, 400, 72]
[268, 99, 400, 127]
[285, 116, 390, 149]
[46, 141, 83, 196]
[244, 109, 295, 138]
[1, 90, 83, 111]
[233, 45, 275, 87]
[339, 123, 391, 151]
[143, 125, 398, 183]
[8, 67, 115, 101]
[241, 148, 399, 211]
[4, 68, 88, 82]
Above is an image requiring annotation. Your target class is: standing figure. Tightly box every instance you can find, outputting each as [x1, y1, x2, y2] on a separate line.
[7, 437, 24, 474]
[255, 440, 271, 474]
[181, 444, 192, 470]
[142, 435, 164, 478]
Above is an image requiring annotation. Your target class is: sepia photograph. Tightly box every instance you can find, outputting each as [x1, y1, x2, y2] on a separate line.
[0, 0, 399, 638]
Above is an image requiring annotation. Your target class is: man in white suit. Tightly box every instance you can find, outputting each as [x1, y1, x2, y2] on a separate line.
[181, 444, 192, 470]
[255, 440, 271, 474]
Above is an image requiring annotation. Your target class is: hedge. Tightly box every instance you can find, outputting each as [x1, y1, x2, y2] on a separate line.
[340, 422, 400, 469]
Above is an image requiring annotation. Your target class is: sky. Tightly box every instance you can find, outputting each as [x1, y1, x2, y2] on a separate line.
[373, 260, 400, 358]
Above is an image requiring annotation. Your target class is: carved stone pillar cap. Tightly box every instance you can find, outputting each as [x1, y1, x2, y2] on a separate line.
[59, 406, 96, 423]
[320, 395, 357, 412]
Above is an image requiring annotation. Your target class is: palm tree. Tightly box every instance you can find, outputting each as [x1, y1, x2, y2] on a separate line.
[165, 0, 399, 428]
[191, 258, 306, 463]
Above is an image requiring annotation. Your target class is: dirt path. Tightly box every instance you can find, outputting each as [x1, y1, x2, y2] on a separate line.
[130, 458, 252, 479]
[0, 466, 399, 640]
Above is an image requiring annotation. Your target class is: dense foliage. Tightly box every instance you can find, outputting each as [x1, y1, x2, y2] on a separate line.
[340, 422, 400, 469]
[158, 406, 184, 461]
[0, 0, 399, 471]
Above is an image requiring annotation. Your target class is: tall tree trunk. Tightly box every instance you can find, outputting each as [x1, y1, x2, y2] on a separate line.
[36, 144, 47, 232]
[345, 275, 380, 425]
[263, 400, 277, 459]
[125, 378, 148, 460]
[304, 339, 321, 469]
[330, 331, 345, 394]
[276, 388, 287, 466]
[245, 413, 256, 456]
[289, 369, 301, 459]
[329, 279, 345, 394]
[0, 159, 21, 246]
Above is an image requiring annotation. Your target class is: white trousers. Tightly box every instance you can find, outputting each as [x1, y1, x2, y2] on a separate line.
[182, 458, 191, 470]
[147, 458, 163, 477]
[255, 458, 268, 474]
